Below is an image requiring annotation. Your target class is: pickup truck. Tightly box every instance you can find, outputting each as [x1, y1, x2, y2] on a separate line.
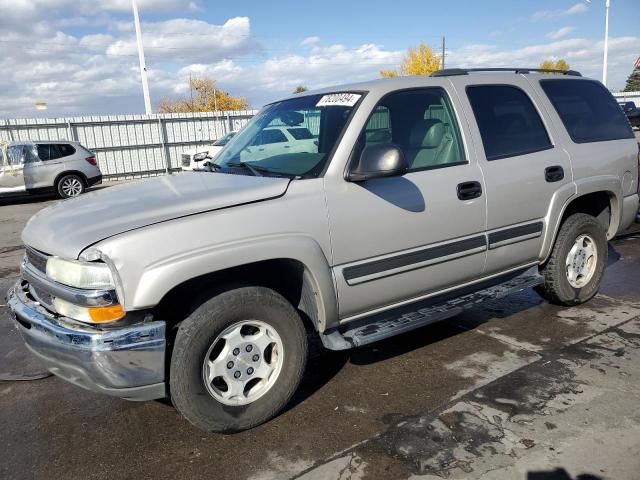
[8, 68, 639, 433]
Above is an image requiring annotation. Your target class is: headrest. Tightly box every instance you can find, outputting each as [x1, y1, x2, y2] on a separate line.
[409, 119, 445, 148]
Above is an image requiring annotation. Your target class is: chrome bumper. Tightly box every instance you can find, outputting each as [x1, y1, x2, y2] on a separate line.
[7, 282, 166, 401]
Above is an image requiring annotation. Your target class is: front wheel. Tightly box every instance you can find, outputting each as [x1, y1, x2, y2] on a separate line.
[536, 213, 608, 306]
[169, 286, 308, 433]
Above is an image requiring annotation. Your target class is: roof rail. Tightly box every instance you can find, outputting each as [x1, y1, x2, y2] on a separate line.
[431, 67, 582, 77]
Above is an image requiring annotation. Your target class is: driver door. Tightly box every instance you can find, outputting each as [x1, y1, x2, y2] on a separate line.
[325, 87, 487, 319]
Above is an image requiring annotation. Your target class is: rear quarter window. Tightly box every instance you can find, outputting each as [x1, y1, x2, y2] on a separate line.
[540, 79, 634, 143]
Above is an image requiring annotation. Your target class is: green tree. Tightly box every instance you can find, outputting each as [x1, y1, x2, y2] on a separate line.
[293, 85, 308, 94]
[158, 77, 249, 113]
[623, 68, 640, 92]
[539, 59, 570, 73]
[380, 42, 441, 78]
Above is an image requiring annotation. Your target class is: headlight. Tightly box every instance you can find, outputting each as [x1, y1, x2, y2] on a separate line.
[46, 257, 115, 290]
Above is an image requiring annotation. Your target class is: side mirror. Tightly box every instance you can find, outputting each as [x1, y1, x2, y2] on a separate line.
[347, 144, 408, 182]
[193, 152, 209, 161]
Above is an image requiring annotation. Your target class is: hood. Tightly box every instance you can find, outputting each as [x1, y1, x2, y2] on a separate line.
[22, 172, 290, 259]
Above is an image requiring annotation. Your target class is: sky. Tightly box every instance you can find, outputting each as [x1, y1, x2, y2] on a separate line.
[0, 0, 638, 118]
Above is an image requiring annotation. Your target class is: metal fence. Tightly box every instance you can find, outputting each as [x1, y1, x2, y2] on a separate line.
[0, 111, 257, 179]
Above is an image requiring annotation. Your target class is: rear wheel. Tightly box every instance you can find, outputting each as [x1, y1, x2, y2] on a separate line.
[536, 213, 607, 306]
[169, 286, 308, 433]
[57, 174, 85, 198]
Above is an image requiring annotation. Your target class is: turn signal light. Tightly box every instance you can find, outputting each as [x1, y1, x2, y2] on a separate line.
[88, 304, 125, 323]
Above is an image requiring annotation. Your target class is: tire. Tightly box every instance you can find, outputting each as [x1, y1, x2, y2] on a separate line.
[536, 213, 608, 306]
[57, 174, 85, 198]
[169, 286, 308, 433]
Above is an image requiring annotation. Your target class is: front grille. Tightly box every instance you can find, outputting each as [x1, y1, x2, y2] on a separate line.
[181, 154, 192, 167]
[26, 247, 49, 274]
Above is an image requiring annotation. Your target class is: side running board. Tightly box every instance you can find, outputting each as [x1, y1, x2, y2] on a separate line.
[321, 266, 543, 350]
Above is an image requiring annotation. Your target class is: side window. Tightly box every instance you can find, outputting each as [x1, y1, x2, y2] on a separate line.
[540, 79, 634, 143]
[56, 144, 76, 158]
[287, 127, 315, 140]
[7, 145, 38, 165]
[360, 88, 466, 171]
[37, 144, 51, 161]
[255, 129, 288, 145]
[466, 85, 552, 161]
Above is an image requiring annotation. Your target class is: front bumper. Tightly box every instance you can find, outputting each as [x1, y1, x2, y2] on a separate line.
[7, 282, 166, 401]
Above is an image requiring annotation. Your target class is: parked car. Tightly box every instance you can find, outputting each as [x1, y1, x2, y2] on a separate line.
[181, 131, 237, 171]
[8, 69, 639, 433]
[0, 140, 102, 198]
[618, 101, 640, 129]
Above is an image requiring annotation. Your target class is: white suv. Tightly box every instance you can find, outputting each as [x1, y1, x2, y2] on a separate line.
[181, 131, 237, 171]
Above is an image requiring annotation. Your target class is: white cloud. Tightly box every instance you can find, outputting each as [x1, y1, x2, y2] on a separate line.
[301, 36, 320, 46]
[447, 36, 638, 87]
[531, 3, 588, 21]
[106, 17, 258, 64]
[547, 26, 575, 40]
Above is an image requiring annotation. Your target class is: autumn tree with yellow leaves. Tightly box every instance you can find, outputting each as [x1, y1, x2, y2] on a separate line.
[539, 59, 570, 73]
[380, 42, 442, 78]
[158, 77, 249, 113]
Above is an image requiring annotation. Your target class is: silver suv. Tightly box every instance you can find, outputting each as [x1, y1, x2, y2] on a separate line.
[0, 140, 102, 198]
[7, 68, 639, 433]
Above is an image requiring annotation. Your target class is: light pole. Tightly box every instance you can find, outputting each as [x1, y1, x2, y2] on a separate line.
[587, 0, 611, 87]
[132, 0, 152, 114]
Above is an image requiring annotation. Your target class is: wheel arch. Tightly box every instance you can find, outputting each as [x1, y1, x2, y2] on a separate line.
[54, 170, 88, 188]
[129, 236, 338, 333]
[541, 177, 621, 264]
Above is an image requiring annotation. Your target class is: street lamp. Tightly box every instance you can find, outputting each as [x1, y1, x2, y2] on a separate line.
[132, 0, 152, 115]
[586, 0, 611, 87]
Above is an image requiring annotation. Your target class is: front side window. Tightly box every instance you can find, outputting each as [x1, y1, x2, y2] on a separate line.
[215, 92, 362, 178]
[356, 88, 466, 171]
[7, 145, 38, 165]
[541, 79, 634, 143]
[466, 85, 552, 161]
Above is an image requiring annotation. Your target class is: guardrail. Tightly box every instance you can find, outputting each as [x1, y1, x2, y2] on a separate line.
[0, 111, 257, 179]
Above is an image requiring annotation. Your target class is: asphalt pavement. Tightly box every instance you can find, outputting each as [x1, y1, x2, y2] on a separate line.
[1, 181, 639, 480]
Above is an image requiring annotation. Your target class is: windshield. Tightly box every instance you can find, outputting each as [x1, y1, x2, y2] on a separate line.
[213, 131, 236, 146]
[214, 92, 362, 178]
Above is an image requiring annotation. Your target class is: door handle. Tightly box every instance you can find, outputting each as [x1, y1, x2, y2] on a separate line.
[545, 166, 564, 182]
[457, 181, 482, 200]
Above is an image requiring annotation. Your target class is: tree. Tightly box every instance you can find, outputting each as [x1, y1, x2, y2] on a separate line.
[380, 42, 441, 78]
[157, 77, 249, 113]
[293, 85, 308, 94]
[623, 68, 640, 92]
[539, 59, 570, 73]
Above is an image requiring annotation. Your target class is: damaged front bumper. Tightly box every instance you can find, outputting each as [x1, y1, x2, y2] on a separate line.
[7, 282, 166, 401]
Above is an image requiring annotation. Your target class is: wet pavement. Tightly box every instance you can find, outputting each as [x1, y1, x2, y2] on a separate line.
[1, 188, 639, 480]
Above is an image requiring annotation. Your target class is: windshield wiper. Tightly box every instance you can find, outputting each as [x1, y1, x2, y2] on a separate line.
[226, 162, 267, 177]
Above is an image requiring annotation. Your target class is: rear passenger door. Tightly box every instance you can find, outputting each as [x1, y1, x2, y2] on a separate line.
[454, 76, 573, 275]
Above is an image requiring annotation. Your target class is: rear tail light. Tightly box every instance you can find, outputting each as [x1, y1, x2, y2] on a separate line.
[85, 156, 97, 166]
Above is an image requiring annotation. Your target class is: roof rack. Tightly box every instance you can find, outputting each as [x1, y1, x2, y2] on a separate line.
[431, 68, 582, 77]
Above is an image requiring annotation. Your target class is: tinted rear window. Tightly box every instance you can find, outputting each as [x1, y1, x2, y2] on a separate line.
[37, 143, 76, 161]
[540, 79, 634, 143]
[466, 85, 552, 160]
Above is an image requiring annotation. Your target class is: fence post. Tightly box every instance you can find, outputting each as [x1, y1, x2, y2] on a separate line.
[66, 120, 76, 141]
[226, 111, 233, 133]
[158, 117, 170, 174]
